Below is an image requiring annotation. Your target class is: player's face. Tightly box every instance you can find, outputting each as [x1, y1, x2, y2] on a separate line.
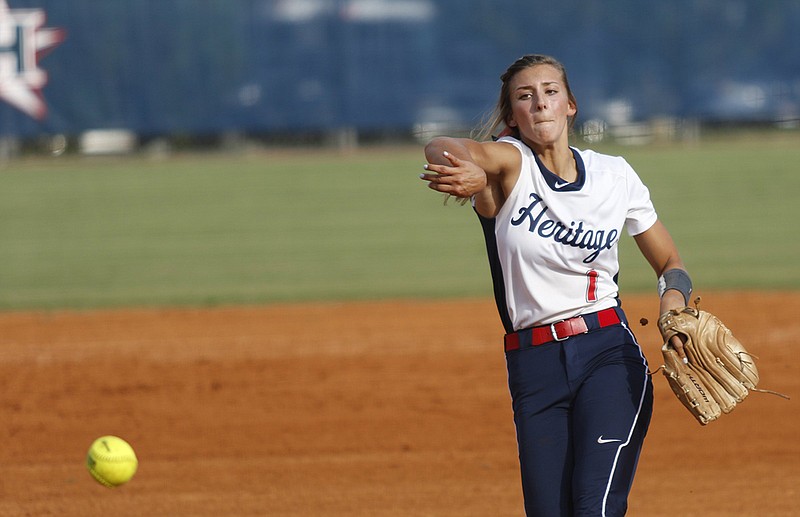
[506, 65, 576, 149]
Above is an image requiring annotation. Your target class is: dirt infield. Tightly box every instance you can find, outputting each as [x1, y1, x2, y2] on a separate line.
[0, 292, 797, 516]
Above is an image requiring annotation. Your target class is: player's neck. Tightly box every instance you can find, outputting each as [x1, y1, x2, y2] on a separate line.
[536, 146, 577, 183]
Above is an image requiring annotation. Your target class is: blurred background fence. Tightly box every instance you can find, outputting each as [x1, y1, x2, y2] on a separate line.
[2, 0, 799, 153]
[2, 0, 800, 311]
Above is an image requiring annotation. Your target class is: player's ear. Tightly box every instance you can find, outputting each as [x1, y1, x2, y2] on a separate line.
[506, 115, 517, 128]
[567, 100, 577, 118]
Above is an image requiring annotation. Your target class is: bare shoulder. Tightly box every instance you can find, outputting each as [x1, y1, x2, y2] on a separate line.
[471, 140, 520, 178]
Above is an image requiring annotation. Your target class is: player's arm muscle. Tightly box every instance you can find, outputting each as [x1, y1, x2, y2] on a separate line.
[633, 220, 685, 279]
[422, 137, 517, 217]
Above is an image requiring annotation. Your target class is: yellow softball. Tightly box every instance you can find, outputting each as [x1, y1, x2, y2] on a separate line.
[86, 435, 138, 488]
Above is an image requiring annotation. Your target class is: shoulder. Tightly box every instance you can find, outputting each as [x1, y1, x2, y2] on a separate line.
[471, 137, 523, 177]
[485, 136, 524, 161]
[575, 147, 652, 199]
[573, 147, 632, 173]
[495, 136, 532, 159]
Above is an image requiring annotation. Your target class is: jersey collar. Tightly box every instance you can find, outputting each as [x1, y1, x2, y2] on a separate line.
[533, 147, 586, 192]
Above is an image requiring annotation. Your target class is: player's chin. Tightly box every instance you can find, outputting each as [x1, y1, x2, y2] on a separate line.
[533, 120, 563, 133]
[522, 129, 561, 147]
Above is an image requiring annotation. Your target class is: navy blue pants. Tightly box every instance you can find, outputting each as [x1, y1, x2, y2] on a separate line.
[505, 319, 653, 516]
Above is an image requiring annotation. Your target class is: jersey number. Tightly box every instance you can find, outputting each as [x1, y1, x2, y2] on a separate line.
[586, 269, 599, 303]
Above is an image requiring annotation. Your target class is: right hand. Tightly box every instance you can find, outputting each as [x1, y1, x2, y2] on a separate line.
[420, 151, 488, 199]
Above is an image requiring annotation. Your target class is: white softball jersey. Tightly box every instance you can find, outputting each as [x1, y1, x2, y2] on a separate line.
[477, 137, 658, 333]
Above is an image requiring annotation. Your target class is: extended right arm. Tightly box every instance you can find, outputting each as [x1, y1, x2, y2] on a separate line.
[421, 136, 519, 217]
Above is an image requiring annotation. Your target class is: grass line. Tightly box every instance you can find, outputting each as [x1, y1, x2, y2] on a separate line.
[1, 133, 798, 311]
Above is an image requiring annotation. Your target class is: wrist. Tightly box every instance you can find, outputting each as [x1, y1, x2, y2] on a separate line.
[657, 268, 692, 306]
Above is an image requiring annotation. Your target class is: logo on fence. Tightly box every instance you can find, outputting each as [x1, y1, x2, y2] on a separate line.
[0, 0, 64, 120]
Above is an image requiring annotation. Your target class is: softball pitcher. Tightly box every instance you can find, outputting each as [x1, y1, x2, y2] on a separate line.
[421, 54, 692, 516]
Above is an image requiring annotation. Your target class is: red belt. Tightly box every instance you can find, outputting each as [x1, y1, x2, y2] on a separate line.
[504, 307, 622, 352]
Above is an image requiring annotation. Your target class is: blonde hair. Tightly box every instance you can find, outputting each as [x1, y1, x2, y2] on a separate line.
[475, 54, 579, 142]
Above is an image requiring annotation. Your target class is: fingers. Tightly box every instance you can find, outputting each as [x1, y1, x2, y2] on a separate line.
[422, 150, 460, 174]
[420, 152, 458, 189]
[422, 159, 458, 177]
[441, 150, 460, 166]
[422, 173, 464, 195]
[420, 165, 452, 183]
[669, 335, 689, 364]
[420, 168, 471, 197]
[421, 164, 453, 177]
[420, 150, 485, 198]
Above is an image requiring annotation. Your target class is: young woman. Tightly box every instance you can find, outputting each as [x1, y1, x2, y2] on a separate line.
[420, 54, 691, 516]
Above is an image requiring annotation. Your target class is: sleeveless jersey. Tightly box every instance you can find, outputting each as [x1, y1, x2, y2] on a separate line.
[477, 137, 658, 333]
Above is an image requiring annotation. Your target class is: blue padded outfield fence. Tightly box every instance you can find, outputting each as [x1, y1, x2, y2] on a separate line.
[2, 0, 799, 139]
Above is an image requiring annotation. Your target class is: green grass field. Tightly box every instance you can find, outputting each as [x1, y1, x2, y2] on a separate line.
[1, 131, 798, 311]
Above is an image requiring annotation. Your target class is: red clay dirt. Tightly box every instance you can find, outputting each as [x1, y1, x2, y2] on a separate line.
[0, 291, 797, 516]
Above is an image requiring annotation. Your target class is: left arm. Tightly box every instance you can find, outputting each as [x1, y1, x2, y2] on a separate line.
[634, 220, 691, 357]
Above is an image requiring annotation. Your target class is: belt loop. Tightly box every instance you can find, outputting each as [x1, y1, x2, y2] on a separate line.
[504, 332, 520, 352]
[598, 307, 621, 327]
